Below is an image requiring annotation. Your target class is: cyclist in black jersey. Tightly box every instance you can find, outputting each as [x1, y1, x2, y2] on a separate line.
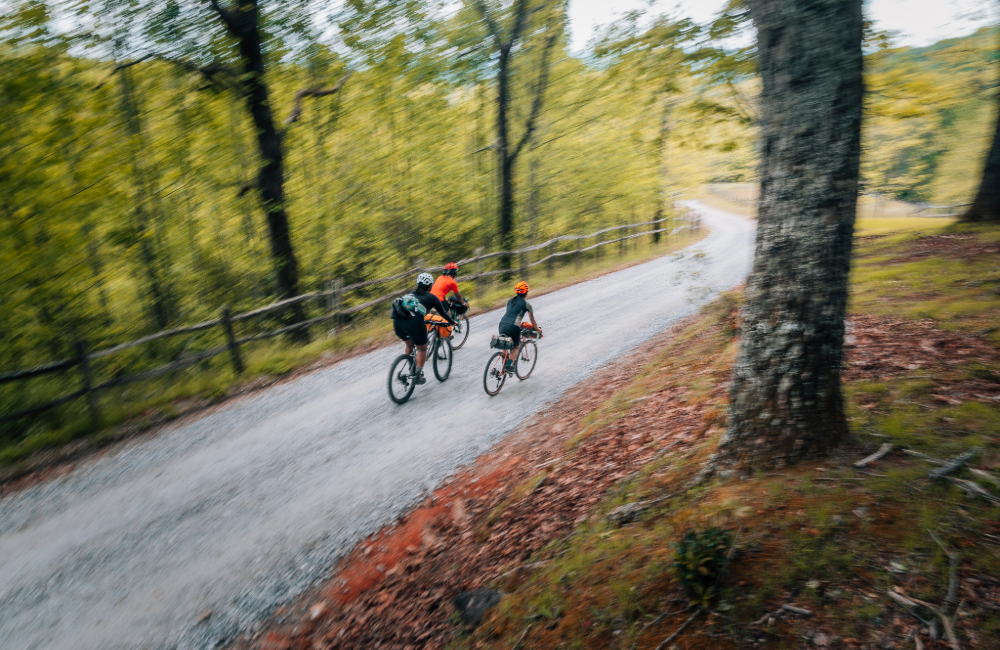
[498, 281, 541, 373]
[391, 273, 456, 384]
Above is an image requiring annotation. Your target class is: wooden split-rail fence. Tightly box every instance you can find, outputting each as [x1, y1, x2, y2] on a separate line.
[0, 210, 700, 433]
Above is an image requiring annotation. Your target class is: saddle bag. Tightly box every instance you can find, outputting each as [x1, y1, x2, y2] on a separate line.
[425, 314, 452, 338]
[490, 335, 514, 350]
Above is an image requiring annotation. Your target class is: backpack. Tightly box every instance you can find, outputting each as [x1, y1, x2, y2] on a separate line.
[391, 293, 427, 319]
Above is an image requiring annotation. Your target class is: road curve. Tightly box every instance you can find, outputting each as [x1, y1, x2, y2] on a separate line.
[0, 202, 754, 650]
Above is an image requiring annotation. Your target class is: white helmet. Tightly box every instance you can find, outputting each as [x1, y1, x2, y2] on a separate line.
[417, 272, 434, 286]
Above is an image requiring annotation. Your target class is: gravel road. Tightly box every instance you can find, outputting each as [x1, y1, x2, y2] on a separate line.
[0, 202, 754, 650]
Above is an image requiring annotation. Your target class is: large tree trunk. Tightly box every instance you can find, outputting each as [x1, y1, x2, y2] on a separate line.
[211, 0, 306, 334]
[963, 104, 1000, 222]
[495, 46, 516, 270]
[714, 0, 864, 472]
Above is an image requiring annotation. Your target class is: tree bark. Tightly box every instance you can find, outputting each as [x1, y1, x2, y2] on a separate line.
[714, 0, 864, 471]
[118, 63, 173, 330]
[496, 42, 515, 264]
[963, 100, 1000, 222]
[209, 0, 306, 334]
[475, 0, 557, 272]
[653, 94, 673, 244]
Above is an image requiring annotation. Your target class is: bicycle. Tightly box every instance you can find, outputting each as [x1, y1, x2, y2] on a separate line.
[447, 298, 470, 350]
[386, 316, 454, 404]
[483, 324, 541, 396]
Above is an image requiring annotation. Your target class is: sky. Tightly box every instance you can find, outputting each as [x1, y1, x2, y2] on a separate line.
[568, 0, 998, 52]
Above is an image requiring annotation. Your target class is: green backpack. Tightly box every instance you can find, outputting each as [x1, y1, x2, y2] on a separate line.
[392, 293, 427, 319]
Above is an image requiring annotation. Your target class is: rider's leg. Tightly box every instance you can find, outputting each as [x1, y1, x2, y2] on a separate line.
[405, 340, 414, 355]
[505, 344, 520, 372]
[416, 344, 427, 368]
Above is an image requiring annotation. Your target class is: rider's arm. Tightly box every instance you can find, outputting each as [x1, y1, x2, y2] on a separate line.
[448, 277, 464, 303]
[526, 302, 540, 330]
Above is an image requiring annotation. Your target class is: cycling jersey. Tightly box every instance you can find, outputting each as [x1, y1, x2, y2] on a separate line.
[431, 275, 459, 302]
[413, 289, 455, 324]
[499, 295, 533, 328]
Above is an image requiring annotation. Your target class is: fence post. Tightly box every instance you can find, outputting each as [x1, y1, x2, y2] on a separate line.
[474, 246, 484, 300]
[221, 306, 244, 374]
[574, 238, 582, 270]
[547, 240, 555, 277]
[330, 277, 344, 336]
[619, 220, 626, 257]
[519, 249, 528, 281]
[75, 340, 99, 429]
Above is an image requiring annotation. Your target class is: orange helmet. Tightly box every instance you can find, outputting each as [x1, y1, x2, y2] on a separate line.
[514, 281, 529, 295]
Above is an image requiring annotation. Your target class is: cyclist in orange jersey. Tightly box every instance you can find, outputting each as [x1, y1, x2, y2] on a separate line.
[431, 262, 468, 320]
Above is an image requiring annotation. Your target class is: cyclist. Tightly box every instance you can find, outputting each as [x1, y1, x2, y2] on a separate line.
[431, 262, 469, 321]
[391, 272, 456, 385]
[498, 281, 541, 374]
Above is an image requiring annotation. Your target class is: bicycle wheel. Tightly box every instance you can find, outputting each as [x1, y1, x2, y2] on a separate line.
[433, 337, 453, 381]
[387, 354, 416, 404]
[451, 314, 470, 350]
[483, 351, 507, 396]
[515, 341, 537, 380]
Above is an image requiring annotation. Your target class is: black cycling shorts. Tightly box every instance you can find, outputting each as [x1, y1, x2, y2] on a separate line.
[448, 299, 469, 317]
[394, 315, 428, 346]
[499, 322, 521, 348]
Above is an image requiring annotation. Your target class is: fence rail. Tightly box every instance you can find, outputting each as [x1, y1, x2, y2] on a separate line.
[0, 207, 700, 433]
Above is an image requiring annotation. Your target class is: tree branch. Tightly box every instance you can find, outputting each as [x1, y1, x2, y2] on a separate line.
[506, 0, 534, 49]
[208, 0, 239, 29]
[511, 23, 559, 161]
[284, 71, 353, 125]
[163, 56, 242, 92]
[471, 0, 503, 49]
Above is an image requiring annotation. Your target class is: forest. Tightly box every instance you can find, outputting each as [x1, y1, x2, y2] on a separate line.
[1, 0, 998, 443]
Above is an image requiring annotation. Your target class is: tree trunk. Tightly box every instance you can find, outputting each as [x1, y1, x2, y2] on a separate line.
[714, 0, 864, 472]
[963, 101, 1000, 222]
[495, 46, 515, 271]
[654, 95, 672, 244]
[118, 64, 173, 331]
[211, 0, 306, 335]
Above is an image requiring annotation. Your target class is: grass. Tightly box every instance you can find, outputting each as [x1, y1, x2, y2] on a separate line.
[0, 225, 706, 473]
[699, 183, 947, 222]
[453, 214, 1000, 650]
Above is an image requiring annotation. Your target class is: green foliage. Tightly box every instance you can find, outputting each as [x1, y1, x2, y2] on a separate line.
[671, 526, 732, 606]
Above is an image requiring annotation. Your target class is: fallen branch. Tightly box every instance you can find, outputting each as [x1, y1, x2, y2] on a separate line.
[929, 531, 960, 616]
[856, 443, 893, 467]
[512, 624, 532, 650]
[943, 476, 1000, 505]
[653, 608, 703, 650]
[884, 533, 963, 650]
[630, 606, 693, 650]
[903, 449, 945, 465]
[968, 468, 1000, 488]
[780, 604, 813, 616]
[891, 591, 960, 650]
[929, 447, 981, 480]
